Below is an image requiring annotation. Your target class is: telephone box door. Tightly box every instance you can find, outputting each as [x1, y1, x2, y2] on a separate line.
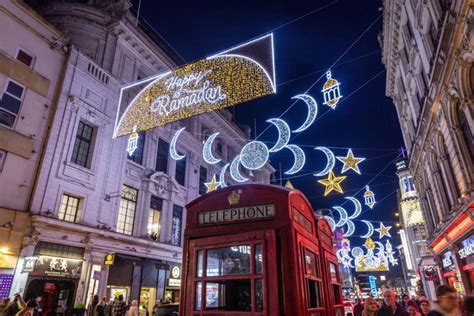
[183, 230, 278, 315]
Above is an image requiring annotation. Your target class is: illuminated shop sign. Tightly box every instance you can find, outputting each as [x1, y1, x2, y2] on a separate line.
[24, 256, 82, 278]
[114, 34, 276, 138]
[168, 264, 181, 288]
[442, 251, 455, 271]
[400, 200, 424, 227]
[459, 236, 474, 259]
[198, 204, 275, 225]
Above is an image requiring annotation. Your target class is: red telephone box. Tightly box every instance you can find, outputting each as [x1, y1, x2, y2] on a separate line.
[180, 184, 343, 316]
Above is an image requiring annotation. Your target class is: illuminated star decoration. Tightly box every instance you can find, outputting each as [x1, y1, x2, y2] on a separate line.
[317, 170, 346, 196]
[375, 222, 392, 239]
[204, 174, 221, 193]
[336, 149, 366, 174]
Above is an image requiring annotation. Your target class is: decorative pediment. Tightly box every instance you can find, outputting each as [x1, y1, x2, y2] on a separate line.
[148, 172, 186, 200]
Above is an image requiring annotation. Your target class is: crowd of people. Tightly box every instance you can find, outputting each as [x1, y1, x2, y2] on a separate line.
[353, 286, 474, 316]
[86, 295, 176, 316]
[0, 294, 176, 316]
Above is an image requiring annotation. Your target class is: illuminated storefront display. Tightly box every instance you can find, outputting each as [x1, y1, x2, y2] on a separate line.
[458, 235, 474, 292]
[114, 34, 276, 138]
[400, 199, 424, 227]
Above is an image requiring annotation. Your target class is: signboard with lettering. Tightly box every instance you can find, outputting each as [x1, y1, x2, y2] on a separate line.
[198, 204, 275, 225]
[104, 253, 115, 265]
[441, 251, 455, 272]
[168, 264, 181, 288]
[26, 256, 82, 278]
[368, 275, 377, 296]
[459, 235, 474, 260]
[114, 34, 276, 137]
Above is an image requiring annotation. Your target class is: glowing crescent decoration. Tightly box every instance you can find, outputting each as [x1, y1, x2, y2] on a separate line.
[266, 118, 291, 152]
[333, 206, 348, 227]
[345, 196, 362, 219]
[343, 219, 355, 237]
[229, 155, 249, 183]
[313, 146, 335, 177]
[219, 163, 229, 188]
[324, 216, 336, 232]
[360, 220, 375, 239]
[203, 132, 221, 164]
[291, 94, 318, 133]
[374, 241, 385, 252]
[170, 127, 186, 160]
[284, 145, 305, 175]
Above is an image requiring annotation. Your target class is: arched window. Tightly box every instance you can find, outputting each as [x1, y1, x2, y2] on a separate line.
[457, 107, 474, 161]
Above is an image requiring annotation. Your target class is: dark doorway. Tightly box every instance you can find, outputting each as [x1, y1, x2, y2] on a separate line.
[25, 278, 76, 316]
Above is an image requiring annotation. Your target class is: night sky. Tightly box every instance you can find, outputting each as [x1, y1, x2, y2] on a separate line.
[136, 0, 405, 273]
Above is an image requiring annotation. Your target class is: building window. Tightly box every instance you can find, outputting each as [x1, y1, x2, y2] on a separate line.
[199, 166, 207, 195]
[216, 142, 223, 155]
[16, 49, 34, 68]
[71, 121, 95, 168]
[171, 205, 183, 246]
[156, 139, 169, 173]
[0, 150, 6, 172]
[58, 194, 82, 223]
[458, 107, 474, 161]
[148, 196, 162, 240]
[0, 80, 24, 128]
[175, 155, 186, 186]
[116, 185, 137, 235]
[401, 176, 415, 194]
[34, 241, 84, 260]
[127, 131, 145, 165]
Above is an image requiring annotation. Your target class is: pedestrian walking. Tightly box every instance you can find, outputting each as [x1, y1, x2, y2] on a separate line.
[354, 298, 365, 316]
[418, 299, 431, 316]
[401, 295, 410, 311]
[94, 298, 106, 316]
[427, 285, 459, 316]
[362, 297, 379, 316]
[15, 299, 36, 316]
[151, 301, 160, 316]
[112, 295, 126, 316]
[127, 301, 138, 316]
[3, 294, 22, 316]
[88, 295, 99, 316]
[375, 289, 407, 316]
[407, 301, 421, 316]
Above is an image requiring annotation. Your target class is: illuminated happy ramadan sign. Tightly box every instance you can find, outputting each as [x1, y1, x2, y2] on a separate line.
[114, 34, 276, 138]
[151, 70, 226, 116]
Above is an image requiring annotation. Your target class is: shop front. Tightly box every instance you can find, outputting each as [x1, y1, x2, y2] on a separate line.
[23, 242, 84, 315]
[106, 254, 174, 313]
[430, 207, 474, 294]
[458, 234, 474, 293]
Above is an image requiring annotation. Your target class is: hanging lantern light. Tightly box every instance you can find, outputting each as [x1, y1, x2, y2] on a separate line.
[321, 70, 342, 109]
[364, 185, 376, 209]
[126, 125, 139, 156]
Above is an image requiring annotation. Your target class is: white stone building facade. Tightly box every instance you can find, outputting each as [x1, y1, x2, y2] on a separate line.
[5, 0, 273, 310]
[0, 0, 66, 300]
[381, 0, 473, 295]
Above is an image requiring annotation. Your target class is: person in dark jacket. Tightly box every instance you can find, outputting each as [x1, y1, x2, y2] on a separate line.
[427, 285, 458, 316]
[354, 298, 365, 316]
[375, 289, 407, 316]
